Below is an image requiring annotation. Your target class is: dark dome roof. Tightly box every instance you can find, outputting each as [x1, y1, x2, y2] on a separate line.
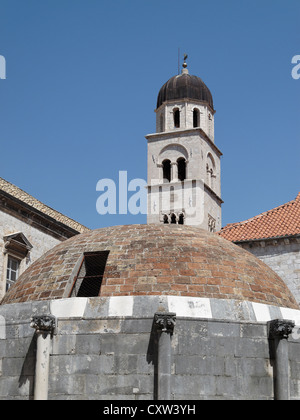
[1, 224, 298, 309]
[157, 72, 214, 110]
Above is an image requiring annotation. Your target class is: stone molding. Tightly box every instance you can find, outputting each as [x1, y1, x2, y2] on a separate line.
[0, 177, 89, 236]
[238, 235, 300, 249]
[145, 127, 222, 157]
[1, 296, 299, 326]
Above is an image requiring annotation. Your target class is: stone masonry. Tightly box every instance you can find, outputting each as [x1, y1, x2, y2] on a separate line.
[239, 238, 300, 305]
[0, 209, 62, 300]
[1, 296, 300, 400]
[0, 177, 89, 300]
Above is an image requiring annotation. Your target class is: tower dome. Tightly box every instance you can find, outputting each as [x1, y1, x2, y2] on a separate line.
[156, 71, 214, 110]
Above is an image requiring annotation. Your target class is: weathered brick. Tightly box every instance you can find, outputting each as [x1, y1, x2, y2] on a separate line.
[1, 225, 298, 309]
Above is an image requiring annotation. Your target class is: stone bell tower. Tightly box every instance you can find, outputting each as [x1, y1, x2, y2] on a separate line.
[146, 58, 223, 231]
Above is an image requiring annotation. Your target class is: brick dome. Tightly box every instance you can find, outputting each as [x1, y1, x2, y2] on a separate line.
[1, 225, 298, 308]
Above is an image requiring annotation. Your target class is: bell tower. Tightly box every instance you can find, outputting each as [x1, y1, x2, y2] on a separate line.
[146, 59, 223, 232]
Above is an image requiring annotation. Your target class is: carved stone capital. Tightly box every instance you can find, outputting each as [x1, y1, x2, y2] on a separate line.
[154, 312, 176, 334]
[30, 315, 56, 334]
[268, 319, 295, 340]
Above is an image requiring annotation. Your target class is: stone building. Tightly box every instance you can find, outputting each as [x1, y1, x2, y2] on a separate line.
[146, 60, 223, 231]
[218, 193, 300, 304]
[1, 225, 300, 400]
[0, 63, 300, 401]
[0, 177, 90, 300]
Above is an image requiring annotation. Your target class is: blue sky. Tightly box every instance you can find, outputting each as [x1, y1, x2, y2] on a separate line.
[0, 0, 299, 230]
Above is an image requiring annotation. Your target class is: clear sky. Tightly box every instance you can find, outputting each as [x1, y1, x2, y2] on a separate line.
[0, 0, 299, 230]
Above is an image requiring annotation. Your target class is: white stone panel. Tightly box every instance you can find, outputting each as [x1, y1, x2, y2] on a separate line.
[108, 296, 134, 317]
[50, 298, 88, 318]
[252, 302, 272, 322]
[167, 296, 212, 318]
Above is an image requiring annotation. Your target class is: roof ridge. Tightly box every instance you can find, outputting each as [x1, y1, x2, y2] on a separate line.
[0, 177, 90, 234]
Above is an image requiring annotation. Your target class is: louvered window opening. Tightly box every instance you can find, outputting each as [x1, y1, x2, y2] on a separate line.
[70, 251, 109, 297]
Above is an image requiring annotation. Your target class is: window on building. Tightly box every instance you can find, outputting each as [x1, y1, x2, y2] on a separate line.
[177, 158, 186, 181]
[3, 232, 32, 261]
[162, 159, 171, 182]
[69, 251, 109, 297]
[3, 232, 32, 294]
[170, 213, 177, 224]
[162, 212, 184, 225]
[173, 108, 180, 128]
[178, 213, 184, 225]
[193, 109, 200, 127]
[6, 256, 20, 291]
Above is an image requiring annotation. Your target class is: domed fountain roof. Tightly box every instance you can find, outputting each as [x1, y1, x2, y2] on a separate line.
[1, 224, 298, 309]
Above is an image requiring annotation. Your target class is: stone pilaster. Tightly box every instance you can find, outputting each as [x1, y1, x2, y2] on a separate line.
[154, 312, 176, 400]
[268, 319, 295, 400]
[154, 312, 176, 334]
[30, 314, 56, 400]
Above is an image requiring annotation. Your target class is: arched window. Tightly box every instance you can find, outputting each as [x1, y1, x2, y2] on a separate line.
[163, 214, 169, 224]
[193, 108, 200, 128]
[162, 159, 171, 182]
[170, 213, 177, 224]
[178, 213, 184, 225]
[173, 108, 180, 128]
[177, 158, 186, 181]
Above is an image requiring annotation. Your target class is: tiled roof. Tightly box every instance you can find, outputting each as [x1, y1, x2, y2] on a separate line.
[0, 177, 90, 234]
[218, 192, 300, 242]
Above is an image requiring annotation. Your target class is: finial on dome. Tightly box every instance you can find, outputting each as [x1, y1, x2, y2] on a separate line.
[182, 53, 189, 74]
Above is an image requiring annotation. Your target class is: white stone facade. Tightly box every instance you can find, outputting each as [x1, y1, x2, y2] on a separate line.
[155, 100, 215, 142]
[0, 177, 89, 301]
[239, 238, 300, 305]
[146, 96, 222, 231]
[0, 209, 61, 299]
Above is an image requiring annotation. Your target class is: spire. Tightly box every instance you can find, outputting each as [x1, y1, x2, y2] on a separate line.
[182, 53, 189, 74]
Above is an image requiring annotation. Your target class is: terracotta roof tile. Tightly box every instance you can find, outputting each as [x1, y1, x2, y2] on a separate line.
[218, 192, 300, 242]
